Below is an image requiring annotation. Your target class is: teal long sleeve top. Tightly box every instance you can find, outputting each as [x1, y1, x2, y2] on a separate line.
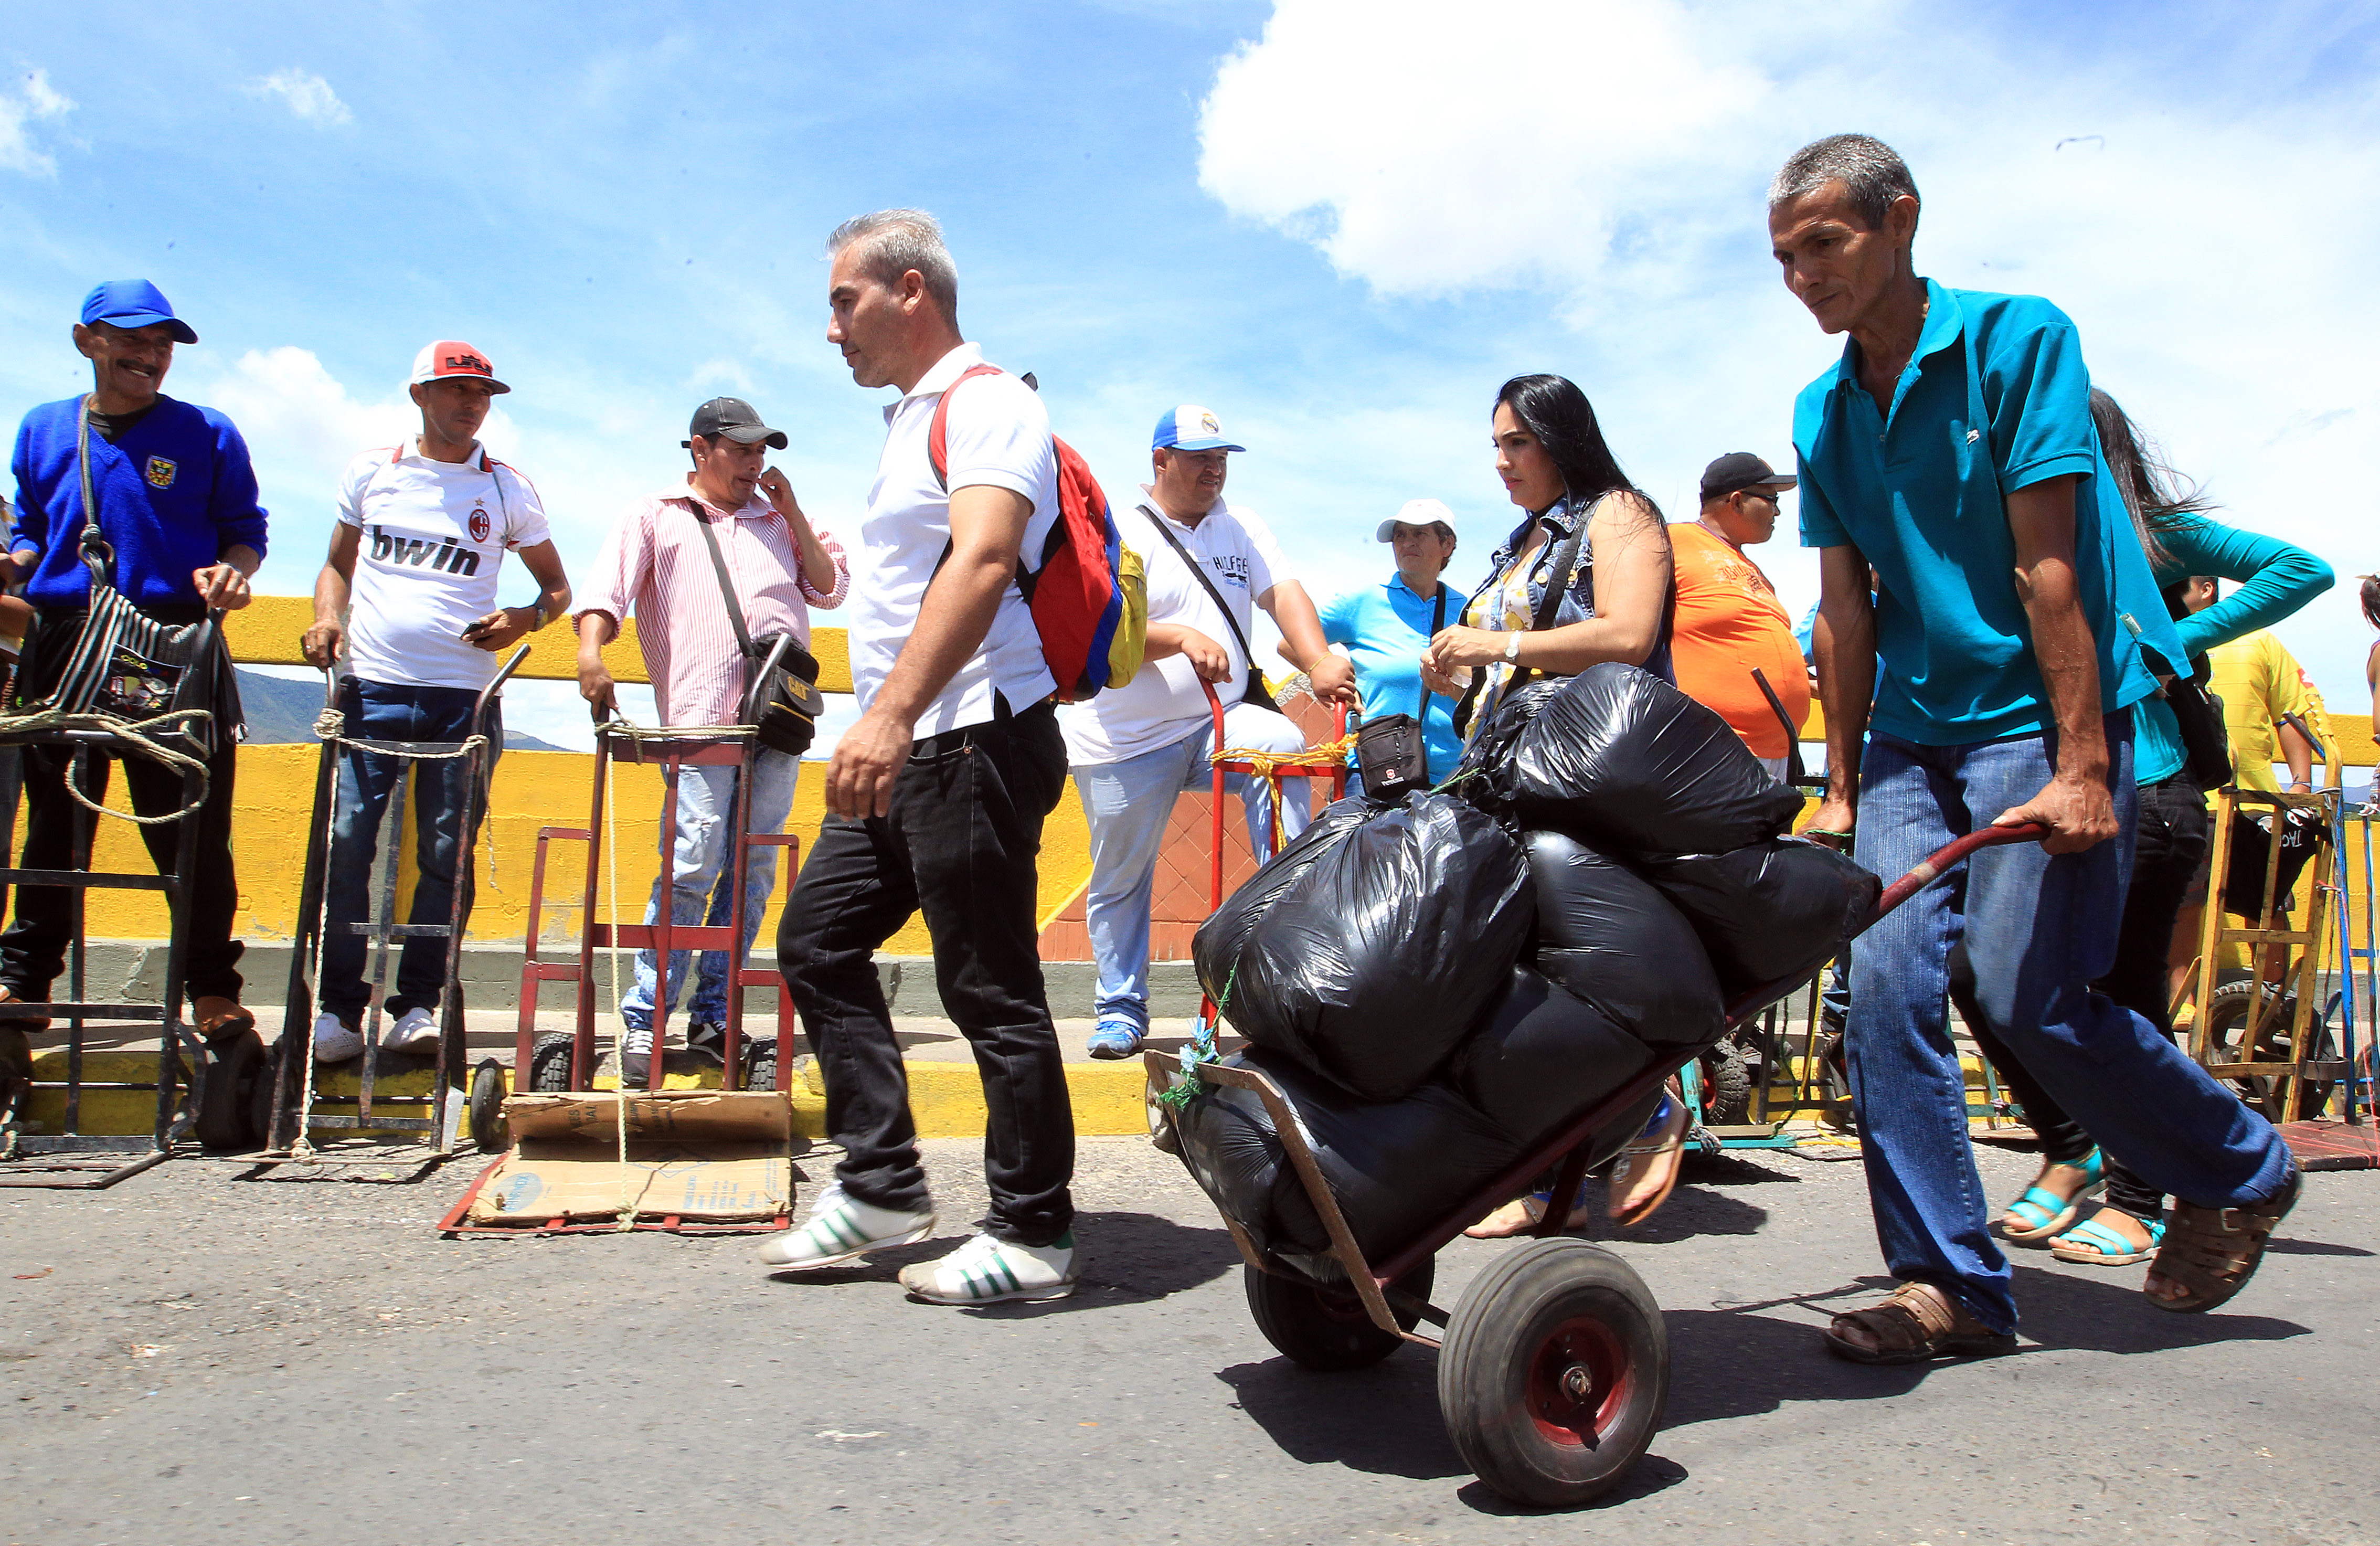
[2132, 515, 2332, 786]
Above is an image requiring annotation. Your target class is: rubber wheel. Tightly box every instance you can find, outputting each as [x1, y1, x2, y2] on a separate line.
[1245, 1256, 1435, 1372]
[469, 1058, 509, 1152]
[195, 1030, 269, 1152]
[528, 1031, 579, 1093]
[745, 1040, 779, 1096]
[1697, 1040, 1755, 1126]
[1437, 1236, 1667, 1509]
[2201, 980, 2331, 1120]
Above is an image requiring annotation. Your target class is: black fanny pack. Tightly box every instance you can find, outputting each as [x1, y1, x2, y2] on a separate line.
[1354, 586, 1447, 798]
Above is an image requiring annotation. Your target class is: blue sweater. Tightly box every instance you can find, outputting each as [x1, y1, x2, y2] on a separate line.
[9, 395, 269, 610]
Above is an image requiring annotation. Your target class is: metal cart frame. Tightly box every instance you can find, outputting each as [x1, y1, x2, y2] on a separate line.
[1150, 821, 2044, 1508]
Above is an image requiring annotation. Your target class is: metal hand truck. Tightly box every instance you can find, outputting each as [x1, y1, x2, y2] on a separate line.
[251, 646, 529, 1172]
[1149, 822, 2046, 1509]
[0, 692, 222, 1189]
[490, 637, 801, 1142]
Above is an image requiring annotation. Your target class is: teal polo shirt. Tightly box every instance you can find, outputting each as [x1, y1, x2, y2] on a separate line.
[1319, 574, 1463, 781]
[1794, 279, 2182, 746]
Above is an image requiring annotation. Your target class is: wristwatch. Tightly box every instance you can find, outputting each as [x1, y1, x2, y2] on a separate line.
[528, 601, 551, 630]
[1503, 632, 1522, 662]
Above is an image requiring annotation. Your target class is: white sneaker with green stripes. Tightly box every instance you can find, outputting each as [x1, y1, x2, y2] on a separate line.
[756, 1182, 936, 1271]
[898, 1230, 1078, 1305]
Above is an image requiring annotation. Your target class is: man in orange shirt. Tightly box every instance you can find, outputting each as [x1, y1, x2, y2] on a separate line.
[1668, 452, 1810, 776]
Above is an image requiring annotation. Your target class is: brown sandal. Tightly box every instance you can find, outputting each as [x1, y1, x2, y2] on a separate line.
[0, 983, 50, 1036]
[2144, 1164, 2301, 1313]
[1609, 1080, 1690, 1227]
[1824, 1282, 2018, 1365]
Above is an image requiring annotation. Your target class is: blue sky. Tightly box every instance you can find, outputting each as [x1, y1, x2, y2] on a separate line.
[5, 1, 2378, 751]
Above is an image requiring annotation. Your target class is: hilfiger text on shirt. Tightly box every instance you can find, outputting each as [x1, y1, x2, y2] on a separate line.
[1209, 553, 1250, 588]
[369, 525, 485, 576]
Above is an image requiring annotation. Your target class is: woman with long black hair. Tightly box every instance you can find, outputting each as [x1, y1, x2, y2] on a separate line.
[1420, 374, 1673, 721]
[1970, 389, 2331, 1267]
[1429, 374, 1683, 1236]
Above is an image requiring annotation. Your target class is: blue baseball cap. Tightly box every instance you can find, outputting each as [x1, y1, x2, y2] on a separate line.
[80, 279, 197, 345]
[1152, 404, 1245, 454]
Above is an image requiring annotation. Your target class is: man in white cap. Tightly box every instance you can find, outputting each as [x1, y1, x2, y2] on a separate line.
[1063, 404, 1355, 1061]
[1316, 499, 1463, 794]
[300, 341, 572, 1062]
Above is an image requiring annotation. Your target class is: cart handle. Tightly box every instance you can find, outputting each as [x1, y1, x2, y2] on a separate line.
[1867, 820, 2049, 919]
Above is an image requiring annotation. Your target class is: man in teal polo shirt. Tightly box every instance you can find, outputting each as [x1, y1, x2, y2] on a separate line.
[1316, 500, 1463, 789]
[1773, 134, 2297, 1363]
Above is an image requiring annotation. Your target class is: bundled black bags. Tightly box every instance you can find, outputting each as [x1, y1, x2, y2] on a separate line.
[1524, 830, 1724, 1045]
[1447, 676, 1564, 816]
[1453, 967, 1663, 1150]
[1504, 663, 1804, 854]
[1192, 791, 1533, 1102]
[1634, 837, 1880, 1000]
[1170, 1048, 1523, 1273]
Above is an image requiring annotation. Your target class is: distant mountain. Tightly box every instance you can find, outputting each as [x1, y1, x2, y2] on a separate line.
[233, 670, 565, 750]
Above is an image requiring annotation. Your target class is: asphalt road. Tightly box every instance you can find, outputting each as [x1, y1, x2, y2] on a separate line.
[3, 1135, 2374, 1545]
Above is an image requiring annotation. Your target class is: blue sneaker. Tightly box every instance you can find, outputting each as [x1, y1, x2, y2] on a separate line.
[1086, 1019, 1144, 1060]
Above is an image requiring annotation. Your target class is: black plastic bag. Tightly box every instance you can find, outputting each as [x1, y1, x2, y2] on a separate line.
[1505, 663, 1804, 853]
[1447, 676, 1565, 817]
[1193, 791, 1533, 1102]
[1168, 1048, 1523, 1275]
[1634, 837, 1880, 1001]
[1452, 967, 1664, 1151]
[1524, 830, 1724, 1046]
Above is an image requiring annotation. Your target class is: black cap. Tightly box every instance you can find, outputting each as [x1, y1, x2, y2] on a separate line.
[1699, 451, 1796, 500]
[684, 397, 788, 450]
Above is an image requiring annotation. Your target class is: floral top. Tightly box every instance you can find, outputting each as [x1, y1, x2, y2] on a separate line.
[1460, 493, 1674, 730]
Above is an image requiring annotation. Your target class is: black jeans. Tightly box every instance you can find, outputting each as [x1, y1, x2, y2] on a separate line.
[0, 608, 245, 1008]
[779, 700, 1074, 1246]
[1966, 774, 2210, 1220]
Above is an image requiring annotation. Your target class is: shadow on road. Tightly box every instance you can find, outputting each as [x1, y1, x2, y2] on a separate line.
[1455, 1454, 1691, 1515]
[1660, 1263, 2313, 1429]
[1215, 1352, 1464, 1481]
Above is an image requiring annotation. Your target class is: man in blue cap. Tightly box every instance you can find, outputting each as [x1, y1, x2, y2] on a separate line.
[2, 280, 268, 1072]
[1060, 404, 1354, 1060]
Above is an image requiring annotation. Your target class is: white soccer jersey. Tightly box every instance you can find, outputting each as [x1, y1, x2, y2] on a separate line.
[335, 442, 552, 691]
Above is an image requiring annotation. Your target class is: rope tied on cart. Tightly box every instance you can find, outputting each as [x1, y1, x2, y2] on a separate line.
[0, 704, 217, 824]
[1208, 732, 1358, 779]
[310, 707, 495, 760]
[1155, 966, 1235, 1114]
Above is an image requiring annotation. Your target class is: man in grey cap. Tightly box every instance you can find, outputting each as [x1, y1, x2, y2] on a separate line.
[1667, 453, 1809, 776]
[573, 397, 848, 1082]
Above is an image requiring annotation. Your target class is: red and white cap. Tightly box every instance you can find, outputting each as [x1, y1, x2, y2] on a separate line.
[410, 340, 510, 394]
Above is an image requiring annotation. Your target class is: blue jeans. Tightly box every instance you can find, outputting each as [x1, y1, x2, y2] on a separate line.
[320, 680, 498, 1024]
[619, 748, 800, 1031]
[1848, 716, 2293, 1333]
[1075, 707, 1314, 1031]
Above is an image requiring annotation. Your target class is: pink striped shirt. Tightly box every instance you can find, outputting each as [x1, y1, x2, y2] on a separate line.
[578, 480, 849, 728]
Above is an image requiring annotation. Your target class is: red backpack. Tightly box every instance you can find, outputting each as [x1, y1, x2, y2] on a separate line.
[929, 364, 1147, 702]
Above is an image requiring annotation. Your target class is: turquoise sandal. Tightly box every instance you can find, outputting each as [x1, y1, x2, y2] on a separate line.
[2051, 1210, 2165, 1267]
[1995, 1147, 2105, 1246]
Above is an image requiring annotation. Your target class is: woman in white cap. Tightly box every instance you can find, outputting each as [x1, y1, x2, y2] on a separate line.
[1313, 499, 1464, 792]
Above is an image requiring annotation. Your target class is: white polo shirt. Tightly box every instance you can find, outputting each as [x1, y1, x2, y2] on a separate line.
[1062, 492, 1287, 767]
[851, 342, 1059, 735]
[335, 442, 552, 690]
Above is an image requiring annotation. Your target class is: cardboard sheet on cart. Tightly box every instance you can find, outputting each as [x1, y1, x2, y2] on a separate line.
[472, 1090, 794, 1223]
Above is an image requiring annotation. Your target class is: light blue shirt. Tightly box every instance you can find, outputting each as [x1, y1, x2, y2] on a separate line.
[1320, 574, 1463, 782]
[1794, 279, 2183, 745]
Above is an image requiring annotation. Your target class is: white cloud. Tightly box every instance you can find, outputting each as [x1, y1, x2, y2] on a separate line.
[245, 68, 353, 126]
[0, 68, 75, 176]
[1197, 0, 2380, 705]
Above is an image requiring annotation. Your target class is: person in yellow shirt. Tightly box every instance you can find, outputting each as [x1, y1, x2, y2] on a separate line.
[2168, 588, 2330, 1010]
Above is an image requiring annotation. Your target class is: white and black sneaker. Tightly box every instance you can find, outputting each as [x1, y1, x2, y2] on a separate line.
[757, 1181, 937, 1272]
[898, 1231, 1078, 1306]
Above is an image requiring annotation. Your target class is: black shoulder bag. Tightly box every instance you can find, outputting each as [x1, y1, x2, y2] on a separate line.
[1353, 585, 1446, 797]
[38, 395, 240, 760]
[688, 501, 826, 756]
[1138, 502, 1279, 712]
[1450, 514, 1589, 737]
